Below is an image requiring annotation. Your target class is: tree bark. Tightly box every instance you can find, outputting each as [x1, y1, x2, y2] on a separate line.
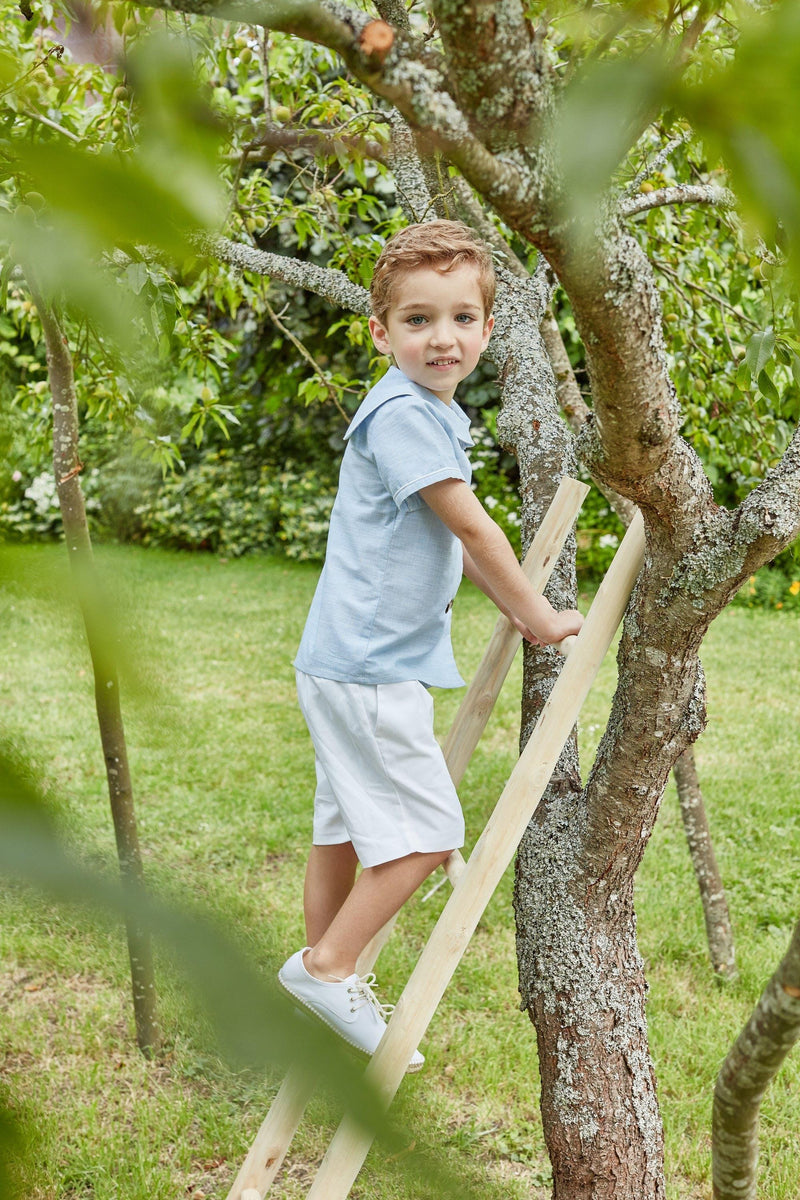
[30, 286, 160, 1058]
[673, 747, 736, 978]
[492, 278, 668, 1198]
[712, 918, 800, 1199]
[515, 837, 665, 1199]
[541, 303, 737, 979]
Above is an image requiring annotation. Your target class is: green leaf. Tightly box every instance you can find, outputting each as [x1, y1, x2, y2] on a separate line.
[125, 262, 150, 296]
[746, 328, 776, 379]
[0, 745, 389, 1132]
[0, 256, 12, 311]
[180, 413, 200, 439]
[552, 50, 670, 232]
[0, 211, 140, 349]
[15, 141, 212, 261]
[735, 358, 752, 390]
[677, 1, 800, 286]
[208, 408, 231, 438]
[757, 368, 780, 405]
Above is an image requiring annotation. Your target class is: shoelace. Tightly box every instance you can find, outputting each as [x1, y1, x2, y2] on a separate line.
[342, 972, 395, 1019]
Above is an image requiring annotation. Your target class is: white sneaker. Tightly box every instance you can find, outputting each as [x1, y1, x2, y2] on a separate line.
[278, 948, 424, 1073]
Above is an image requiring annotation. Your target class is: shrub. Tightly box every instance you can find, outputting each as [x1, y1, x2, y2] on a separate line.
[470, 421, 523, 557]
[0, 471, 63, 541]
[133, 450, 335, 560]
[733, 564, 800, 611]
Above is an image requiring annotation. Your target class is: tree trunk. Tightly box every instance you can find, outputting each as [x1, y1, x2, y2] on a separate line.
[540, 305, 737, 980]
[31, 288, 160, 1057]
[516, 837, 665, 1199]
[673, 747, 736, 978]
[712, 917, 800, 1199]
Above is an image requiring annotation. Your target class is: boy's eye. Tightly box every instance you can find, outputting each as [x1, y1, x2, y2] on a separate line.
[407, 315, 427, 326]
[455, 313, 476, 323]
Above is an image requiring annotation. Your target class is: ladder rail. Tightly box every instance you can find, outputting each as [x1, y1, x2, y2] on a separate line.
[224, 477, 590, 1200]
[304, 511, 647, 1199]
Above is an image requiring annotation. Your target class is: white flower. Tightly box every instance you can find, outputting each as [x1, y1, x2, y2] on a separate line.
[11, 470, 22, 483]
[24, 473, 58, 515]
[484, 495, 498, 509]
[598, 533, 619, 549]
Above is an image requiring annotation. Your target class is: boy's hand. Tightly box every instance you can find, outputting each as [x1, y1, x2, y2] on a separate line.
[512, 609, 583, 646]
[553, 608, 584, 643]
[510, 616, 544, 645]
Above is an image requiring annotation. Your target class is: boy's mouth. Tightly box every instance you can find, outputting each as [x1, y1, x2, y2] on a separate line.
[427, 357, 459, 367]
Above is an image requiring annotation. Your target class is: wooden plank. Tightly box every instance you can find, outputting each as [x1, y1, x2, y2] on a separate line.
[304, 511, 646, 1200]
[225, 1066, 316, 1200]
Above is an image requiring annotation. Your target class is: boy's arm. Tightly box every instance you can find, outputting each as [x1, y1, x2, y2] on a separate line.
[461, 545, 545, 644]
[420, 477, 583, 645]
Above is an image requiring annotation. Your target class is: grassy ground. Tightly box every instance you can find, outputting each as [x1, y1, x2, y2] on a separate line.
[1, 542, 799, 1199]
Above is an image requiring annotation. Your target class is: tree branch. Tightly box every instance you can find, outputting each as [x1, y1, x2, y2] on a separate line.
[620, 183, 736, 218]
[626, 127, 692, 195]
[731, 422, 800, 568]
[539, 307, 638, 529]
[135, 0, 363, 56]
[450, 175, 530, 279]
[373, 0, 410, 33]
[138, 0, 530, 223]
[18, 109, 82, 143]
[385, 110, 435, 221]
[713, 916, 800, 1199]
[243, 120, 387, 164]
[196, 233, 370, 313]
[550, 228, 685, 506]
[263, 296, 351, 421]
[431, 0, 549, 146]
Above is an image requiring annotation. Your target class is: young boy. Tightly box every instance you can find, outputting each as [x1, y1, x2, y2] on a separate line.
[279, 220, 583, 1071]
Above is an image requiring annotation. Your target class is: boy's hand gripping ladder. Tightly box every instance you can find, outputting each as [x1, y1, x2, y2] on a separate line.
[229, 478, 646, 1200]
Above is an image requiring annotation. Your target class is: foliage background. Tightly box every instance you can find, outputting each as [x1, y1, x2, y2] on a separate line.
[1, 1, 799, 606]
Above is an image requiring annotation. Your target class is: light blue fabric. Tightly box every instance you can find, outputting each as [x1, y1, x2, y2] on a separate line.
[294, 366, 473, 688]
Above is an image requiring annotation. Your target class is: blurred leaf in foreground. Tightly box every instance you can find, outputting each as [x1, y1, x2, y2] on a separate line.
[0, 746, 378, 1119]
[1, 29, 226, 343]
[679, 0, 800, 281]
[0, 741, 483, 1198]
[551, 49, 669, 235]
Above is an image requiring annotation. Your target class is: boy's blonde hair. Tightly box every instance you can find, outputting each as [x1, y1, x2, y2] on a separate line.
[370, 220, 495, 325]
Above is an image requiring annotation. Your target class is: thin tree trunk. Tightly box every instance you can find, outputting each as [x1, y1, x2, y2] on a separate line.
[31, 287, 160, 1057]
[712, 918, 800, 1199]
[673, 747, 736, 978]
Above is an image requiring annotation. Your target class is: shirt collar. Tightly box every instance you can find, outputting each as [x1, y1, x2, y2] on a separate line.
[345, 365, 474, 447]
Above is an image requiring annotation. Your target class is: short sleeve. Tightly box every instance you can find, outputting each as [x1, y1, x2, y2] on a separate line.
[364, 396, 467, 509]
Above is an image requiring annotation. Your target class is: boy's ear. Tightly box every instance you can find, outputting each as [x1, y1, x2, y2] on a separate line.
[481, 314, 495, 349]
[368, 315, 391, 355]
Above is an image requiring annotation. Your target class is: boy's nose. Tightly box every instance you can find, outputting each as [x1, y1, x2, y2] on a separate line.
[429, 323, 454, 347]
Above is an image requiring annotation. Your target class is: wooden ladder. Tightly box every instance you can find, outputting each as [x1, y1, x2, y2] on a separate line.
[228, 477, 646, 1200]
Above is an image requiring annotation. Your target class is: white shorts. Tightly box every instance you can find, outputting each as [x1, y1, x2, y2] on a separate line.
[295, 670, 465, 868]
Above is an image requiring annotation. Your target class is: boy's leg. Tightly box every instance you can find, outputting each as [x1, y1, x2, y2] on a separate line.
[303, 842, 359, 945]
[304, 848, 450, 981]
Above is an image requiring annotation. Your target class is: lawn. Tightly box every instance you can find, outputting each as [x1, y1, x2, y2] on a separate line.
[1, 542, 799, 1199]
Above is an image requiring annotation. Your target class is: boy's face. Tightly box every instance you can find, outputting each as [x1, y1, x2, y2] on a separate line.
[368, 263, 494, 405]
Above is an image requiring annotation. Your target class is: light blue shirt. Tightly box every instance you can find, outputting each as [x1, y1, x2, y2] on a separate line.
[294, 366, 473, 688]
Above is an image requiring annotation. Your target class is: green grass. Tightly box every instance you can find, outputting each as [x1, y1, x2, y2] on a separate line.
[1, 543, 799, 1198]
